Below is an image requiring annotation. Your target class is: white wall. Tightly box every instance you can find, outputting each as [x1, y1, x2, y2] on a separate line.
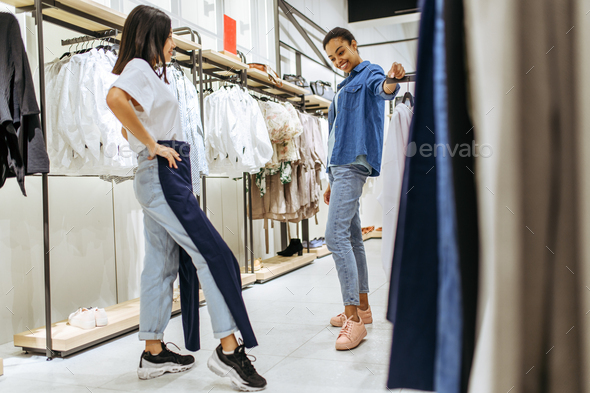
[0, 0, 418, 345]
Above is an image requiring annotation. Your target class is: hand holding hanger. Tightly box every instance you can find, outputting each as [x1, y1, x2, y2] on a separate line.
[384, 62, 406, 95]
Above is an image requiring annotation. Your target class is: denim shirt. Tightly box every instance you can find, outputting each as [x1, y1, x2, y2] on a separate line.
[327, 61, 400, 177]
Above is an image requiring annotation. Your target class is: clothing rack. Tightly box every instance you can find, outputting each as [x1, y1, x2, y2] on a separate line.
[7, 0, 311, 358]
[7, 0, 202, 359]
[60, 28, 118, 46]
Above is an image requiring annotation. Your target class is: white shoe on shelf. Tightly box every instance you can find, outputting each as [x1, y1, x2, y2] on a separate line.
[68, 308, 96, 330]
[91, 307, 108, 327]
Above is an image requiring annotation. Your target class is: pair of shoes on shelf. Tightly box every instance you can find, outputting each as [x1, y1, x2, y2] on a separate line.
[330, 307, 372, 350]
[361, 226, 375, 235]
[309, 238, 323, 248]
[240, 258, 263, 273]
[303, 237, 325, 249]
[277, 239, 303, 257]
[138, 340, 267, 391]
[68, 307, 108, 330]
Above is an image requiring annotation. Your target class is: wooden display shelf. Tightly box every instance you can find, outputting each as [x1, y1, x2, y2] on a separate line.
[255, 254, 317, 283]
[362, 230, 383, 241]
[246, 68, 308, 96]
[5, 0, 200, 52]
[177, 49, 248, 73]
[303, 244, 331, 258]
[371, 230, 382, 239]
[241, 273, 256, 287]
[13, 290, 205, 357]
[289, 94, 331, 113]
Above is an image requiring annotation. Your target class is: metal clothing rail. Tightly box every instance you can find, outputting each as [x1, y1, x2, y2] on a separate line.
[60, 29, 118, 46]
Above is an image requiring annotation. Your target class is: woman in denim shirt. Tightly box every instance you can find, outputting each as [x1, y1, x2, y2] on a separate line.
[323, 27, 405, 350]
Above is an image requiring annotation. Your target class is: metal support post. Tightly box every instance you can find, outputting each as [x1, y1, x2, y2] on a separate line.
[34, 0, 53, 360]
[280, 222, 288, 250]
[302, 219, 309, 253]
[242, 173, 249, 269]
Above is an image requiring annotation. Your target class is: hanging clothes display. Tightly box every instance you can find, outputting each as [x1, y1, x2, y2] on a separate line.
[203, 85, 273, 179]
[254, 100, 303, 195]
[0, 13, 50, 196]
[464, 0, 584, 391]
[250, 108, 324, 224]
[164, 65, 208, 196]
[45, 47, 136, 176]
[377, 103, 412, 279]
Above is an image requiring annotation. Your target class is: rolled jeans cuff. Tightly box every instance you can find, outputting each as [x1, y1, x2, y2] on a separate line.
[213, 327, 239, 340]
[138, 331, 165, 341]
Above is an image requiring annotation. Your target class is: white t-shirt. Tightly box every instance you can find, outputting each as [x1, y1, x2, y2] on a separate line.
[111, 58, 181, 153]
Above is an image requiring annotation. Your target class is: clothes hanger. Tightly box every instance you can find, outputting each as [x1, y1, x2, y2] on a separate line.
[402, 80, 414, 107]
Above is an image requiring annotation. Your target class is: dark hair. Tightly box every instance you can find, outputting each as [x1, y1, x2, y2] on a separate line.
[322, 27, 358, 53]
[112, 5, 171, 82]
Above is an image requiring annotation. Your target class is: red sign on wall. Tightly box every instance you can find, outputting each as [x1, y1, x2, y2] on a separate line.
[223, 15, 237, 55]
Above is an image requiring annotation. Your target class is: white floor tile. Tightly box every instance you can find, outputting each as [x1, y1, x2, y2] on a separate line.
[0, 239, 430, 392]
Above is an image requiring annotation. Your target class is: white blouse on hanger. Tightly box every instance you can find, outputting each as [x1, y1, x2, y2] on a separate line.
[204, 85, 272, 178]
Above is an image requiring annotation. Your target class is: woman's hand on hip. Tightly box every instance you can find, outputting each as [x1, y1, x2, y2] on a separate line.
[324, 185, 331, 205]
[148, 143, 182, 169]
[387, 62, 406, 79]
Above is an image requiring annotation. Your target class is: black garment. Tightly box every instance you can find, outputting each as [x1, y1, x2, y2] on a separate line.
[386, 0, 438, 389]
[444, 0, 479, 391]
[0, 13, 49, 196]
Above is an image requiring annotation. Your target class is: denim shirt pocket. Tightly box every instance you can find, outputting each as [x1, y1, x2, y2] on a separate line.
[340, 84, 363, 111]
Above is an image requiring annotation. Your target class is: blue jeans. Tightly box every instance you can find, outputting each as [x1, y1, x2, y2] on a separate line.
[326, 164, 370, 306]
[134, 149, 237, 341]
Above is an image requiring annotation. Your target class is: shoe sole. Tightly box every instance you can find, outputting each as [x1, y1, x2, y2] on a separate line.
[335, 328, 368, 351]
[96, 317, 108, 327]
[137, 361, 194, 380]
[207, 351, 266, 392]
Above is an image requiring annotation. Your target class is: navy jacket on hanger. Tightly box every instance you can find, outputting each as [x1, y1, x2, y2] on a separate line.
[386, 0, 439, 389]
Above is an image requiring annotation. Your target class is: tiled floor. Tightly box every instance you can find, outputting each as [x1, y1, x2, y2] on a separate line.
[0, 239, 422, 392]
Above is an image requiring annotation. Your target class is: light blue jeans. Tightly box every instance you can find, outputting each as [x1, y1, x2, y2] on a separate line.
[326, 164, 370, 306]
[134, 149, 237, 341]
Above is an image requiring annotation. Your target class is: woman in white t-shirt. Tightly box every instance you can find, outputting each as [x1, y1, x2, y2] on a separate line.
[106, 6, 266, 391]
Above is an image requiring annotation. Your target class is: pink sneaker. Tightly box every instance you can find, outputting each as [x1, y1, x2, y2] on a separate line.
[330, 306, 373, 327]
[335, 316, 367, 350]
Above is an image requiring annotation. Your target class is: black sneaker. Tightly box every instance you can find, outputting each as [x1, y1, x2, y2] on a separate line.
[137, 341, 195, 380]
[207, 343, 267, 391]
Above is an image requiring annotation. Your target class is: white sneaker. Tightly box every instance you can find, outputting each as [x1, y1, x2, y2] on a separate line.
[68, 308, 96, 330]
[91, 307, 108, 327]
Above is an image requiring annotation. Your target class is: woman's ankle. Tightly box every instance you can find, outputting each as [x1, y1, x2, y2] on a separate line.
[220, 334, 239, 353]
[344, 305, 360, 322]
[359, 293, 370, 311]
[145, 340, 162, 355]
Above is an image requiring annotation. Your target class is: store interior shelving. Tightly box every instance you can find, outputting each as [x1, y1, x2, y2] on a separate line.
[5, 0, 342, 359]
[289, 94, 331, 114]
[13, 290, 204, 357]
[2, 0, 201, 52]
